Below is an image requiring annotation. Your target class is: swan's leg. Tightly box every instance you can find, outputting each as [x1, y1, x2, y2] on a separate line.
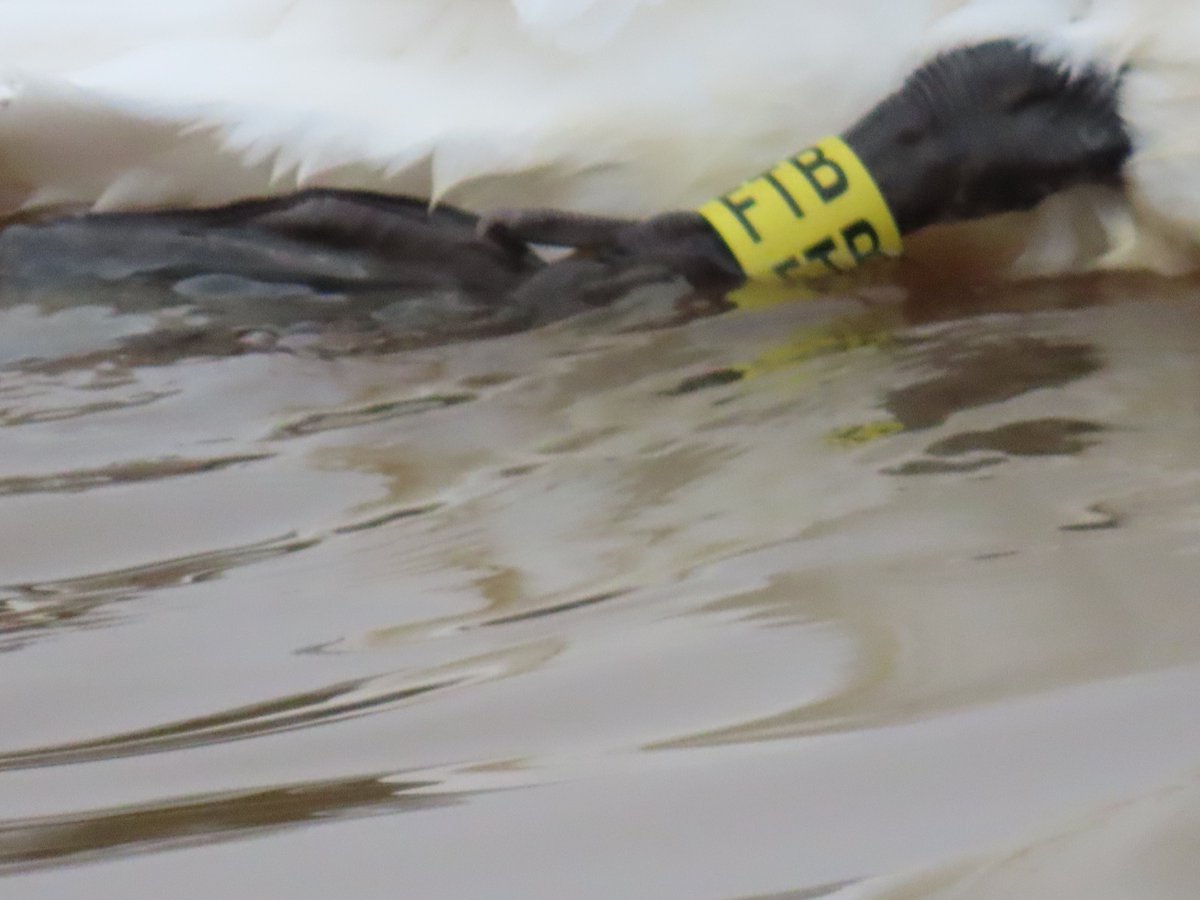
[487, 39, 1131, 291]
[842, 40, 1130, 233]
[478, 209, 637, 249]
[481, 209, 744, 295]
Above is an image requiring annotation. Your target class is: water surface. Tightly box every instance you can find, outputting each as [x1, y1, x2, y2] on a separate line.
[2, 271, 1199, 898]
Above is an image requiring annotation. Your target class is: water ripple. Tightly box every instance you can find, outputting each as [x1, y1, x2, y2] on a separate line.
[0, 454, 272, 497]
[0, 641, 561, 771]
[0, 774, 457, 874]
[0, 534, 317, 650]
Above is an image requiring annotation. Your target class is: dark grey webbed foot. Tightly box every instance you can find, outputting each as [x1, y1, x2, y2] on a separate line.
[0, 189, 575, 350]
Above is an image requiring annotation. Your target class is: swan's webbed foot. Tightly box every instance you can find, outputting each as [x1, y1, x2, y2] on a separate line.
[0, 190, 576, 349]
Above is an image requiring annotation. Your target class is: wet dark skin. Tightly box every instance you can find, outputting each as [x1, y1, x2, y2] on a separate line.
[0, 40, 1132, 348]
[482, 40, 1132, 297]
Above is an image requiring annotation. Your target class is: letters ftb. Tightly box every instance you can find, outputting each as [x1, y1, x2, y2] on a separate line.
[717, 144, 886, 280]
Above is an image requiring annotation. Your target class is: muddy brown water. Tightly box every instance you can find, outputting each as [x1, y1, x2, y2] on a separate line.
[1, 271, 1199, 898]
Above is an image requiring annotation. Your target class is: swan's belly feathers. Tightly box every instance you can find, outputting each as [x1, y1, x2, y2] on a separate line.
[0, 0, 938, 213]
[0, 0, 1197, 277]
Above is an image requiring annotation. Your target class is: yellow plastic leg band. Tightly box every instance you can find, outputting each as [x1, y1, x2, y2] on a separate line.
[699, 137, 902, 283]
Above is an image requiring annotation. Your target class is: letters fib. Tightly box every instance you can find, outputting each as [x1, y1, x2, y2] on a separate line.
[701, 138, 897, 282]
[718, 144, 852, 247]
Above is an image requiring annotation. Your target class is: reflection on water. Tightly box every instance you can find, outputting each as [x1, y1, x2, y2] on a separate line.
[0, 534, 317, 653]
[884, 336, 1101, 430]
[2, 269, 1200, 898]
[0, 640, 561, 773]
[0, 454, 272, 497]
[0, 775, 457, 872]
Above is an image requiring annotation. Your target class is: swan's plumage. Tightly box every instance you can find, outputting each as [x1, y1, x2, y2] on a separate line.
[1, 0, 1199, 276]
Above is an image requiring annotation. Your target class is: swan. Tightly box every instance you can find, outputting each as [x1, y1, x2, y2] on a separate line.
[0, 0, 1198, 284]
